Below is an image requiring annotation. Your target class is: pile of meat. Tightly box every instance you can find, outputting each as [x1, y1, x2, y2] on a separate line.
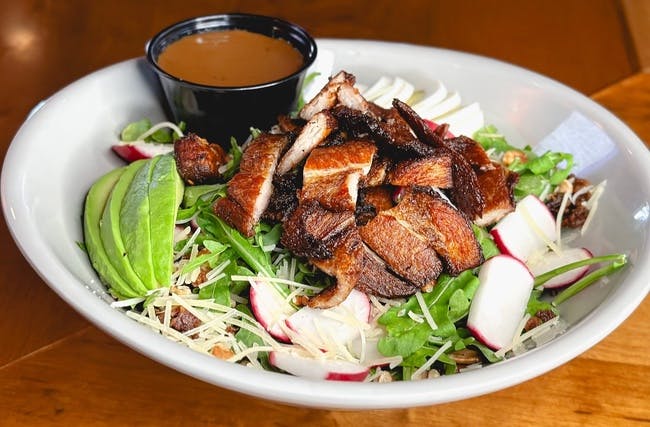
[175, 71, 519, 309]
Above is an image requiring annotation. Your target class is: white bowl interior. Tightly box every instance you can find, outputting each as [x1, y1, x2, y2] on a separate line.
[2, 39, 649, 409]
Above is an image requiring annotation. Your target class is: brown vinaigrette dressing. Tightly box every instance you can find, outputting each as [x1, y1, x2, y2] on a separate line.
[156, 29, 304, 87]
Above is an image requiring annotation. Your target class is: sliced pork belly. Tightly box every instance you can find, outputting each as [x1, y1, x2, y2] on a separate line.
[337, 81, 371, 113]
[445, 135, 494, 172]
[360, 212, 442, 288]
[392, 99, 484, 219]
[300, 171, 361, 211]
[331, 105, 434, 158]
[174, 133, 226, 185]
[361, 155, 391, 187]
[390, 189, 483, 275]
[281, 200, 355, 259]
[276, 110, 338, 175]
[300, 140, 377, 211]
[299, 71, 352, 121]
[308, 227, 366, 309]
[213, 133, 287, 237]
[302, 140, 377, 179]
[474, 164, 518, 227]
[356, 246, 419, 298]
[388, 150, 453, 188]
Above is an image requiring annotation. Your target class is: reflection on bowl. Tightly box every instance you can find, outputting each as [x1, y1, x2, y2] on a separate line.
[146, 13, 317, 148]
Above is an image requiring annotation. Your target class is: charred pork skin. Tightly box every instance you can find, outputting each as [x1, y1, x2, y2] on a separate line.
[213, 133, 287, 237]
[276, 111, 338, 175]
[174, 133, 227, 185]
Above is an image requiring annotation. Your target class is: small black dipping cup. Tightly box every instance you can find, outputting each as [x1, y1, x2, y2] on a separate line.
[146, 14, 317, 148]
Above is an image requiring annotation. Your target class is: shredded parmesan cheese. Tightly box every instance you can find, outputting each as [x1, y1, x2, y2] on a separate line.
[415, 291, 438, 330]
[410, 340, 452, 380]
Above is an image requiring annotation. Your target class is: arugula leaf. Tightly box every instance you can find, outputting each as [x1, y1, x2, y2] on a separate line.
[377, 270, 479, 358]
[472, 224, 499, 260]
[473, 125, 517, 153]
[220, 137, 243, 180]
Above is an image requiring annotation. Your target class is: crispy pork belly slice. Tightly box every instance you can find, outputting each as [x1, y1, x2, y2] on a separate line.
[360, 213, 442, 288]
[299, 71, 352, 121]
[174, 133, 227, 185]
[276, 111, 338, 175]
[361, 155, 391, 187]
[300, 171, 361, 211]
[356, 246, 419, 298]
[213, 133, 287, 237]
[281, 200, 355, 259]
[302, 140, 377, 179]
[474, 164, 518, 227]
[392, 99, 485, 219]
[392, 190, 483, 275]
[445, 136, 494, 172]
[308, 227, 365, 309]
[337, 81, 371, 113]
[388, 150, 453, 188]
[299, 140, 377, 211]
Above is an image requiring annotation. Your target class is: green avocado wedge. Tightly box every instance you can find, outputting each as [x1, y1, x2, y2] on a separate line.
[120, 156, 159, 290]
[100, 159, 149, 296]
[148, 155, 184, 286]
[83, 166, 136, 299]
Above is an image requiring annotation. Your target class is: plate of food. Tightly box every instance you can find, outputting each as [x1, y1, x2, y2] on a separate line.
[2, 36, 649, 409]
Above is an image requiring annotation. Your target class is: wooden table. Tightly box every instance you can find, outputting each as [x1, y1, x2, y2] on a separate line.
[1, 1, 648, 425]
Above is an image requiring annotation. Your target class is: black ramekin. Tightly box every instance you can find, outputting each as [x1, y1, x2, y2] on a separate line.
[146, 13, 317, 147]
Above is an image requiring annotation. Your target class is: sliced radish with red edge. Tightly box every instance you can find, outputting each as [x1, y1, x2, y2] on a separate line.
[249, 280, 296, 343]
[529, 247, 593, 289]
[490, 195, 557, 263]
[285, 289, 370, 349]
[467, 254, 534, 350]
[269, 350, 369, 381]
[112, 141, 174, 163]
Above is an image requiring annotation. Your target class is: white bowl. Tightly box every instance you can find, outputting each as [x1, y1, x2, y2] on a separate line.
[2, 39, 649, 409]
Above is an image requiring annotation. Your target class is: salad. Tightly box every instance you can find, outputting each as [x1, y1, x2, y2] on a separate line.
[83, 71, 627, 382]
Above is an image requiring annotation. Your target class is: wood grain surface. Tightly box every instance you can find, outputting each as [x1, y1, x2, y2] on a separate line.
[1, 1, 648, 425]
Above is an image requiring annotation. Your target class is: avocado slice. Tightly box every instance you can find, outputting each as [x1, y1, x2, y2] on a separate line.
[120, 156, 159, 290]
[83, 166, 137, 299]
[100, 159, 149, 296]
[148, 154, 184, 286]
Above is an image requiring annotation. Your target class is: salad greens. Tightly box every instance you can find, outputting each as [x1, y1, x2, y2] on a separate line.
[474, 125, 574, 200]
[92, 97, 628, 382]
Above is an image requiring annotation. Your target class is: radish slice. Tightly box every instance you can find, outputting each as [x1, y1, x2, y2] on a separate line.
[467, 255, 534, 350]
[285, 289, 370, 349]
[269, 350, 369, 381]
[249, 280, 296, 343]
[112, 141, 174, 163]
[490, 195, 557, 263]
[529, 247, 593, 289]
